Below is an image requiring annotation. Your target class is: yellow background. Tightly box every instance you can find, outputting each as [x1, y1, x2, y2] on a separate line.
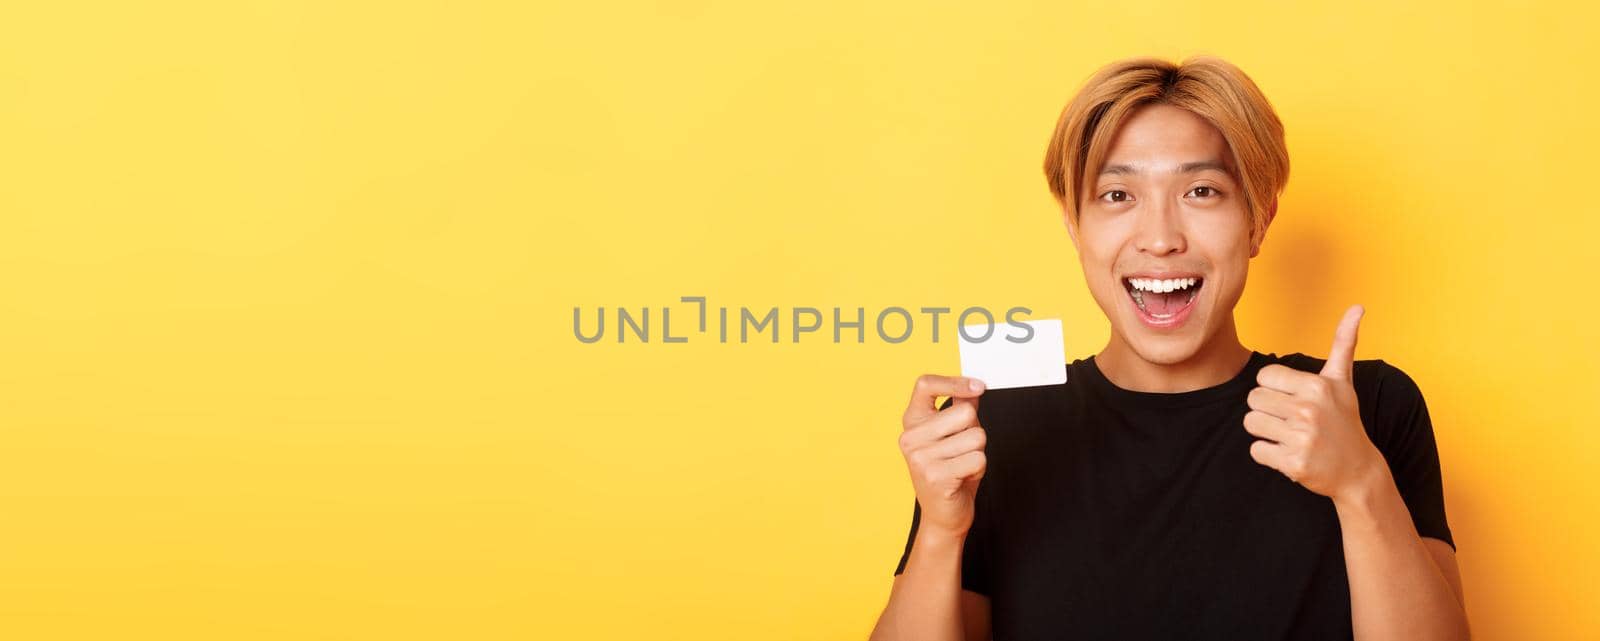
[2, 1, 1596, 638]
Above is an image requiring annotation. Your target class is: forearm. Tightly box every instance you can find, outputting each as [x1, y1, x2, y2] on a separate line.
[1335, 467, 1469, 641]
[869, 529, 967, 641]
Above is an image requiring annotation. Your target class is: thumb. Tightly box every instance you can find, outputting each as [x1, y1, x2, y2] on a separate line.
[1320, 304, 1365, 380]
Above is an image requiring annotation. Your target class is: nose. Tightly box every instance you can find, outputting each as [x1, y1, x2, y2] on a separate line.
[1132, 197, 1187, 256]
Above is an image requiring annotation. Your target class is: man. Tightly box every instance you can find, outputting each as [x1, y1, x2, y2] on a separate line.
[869, 57, 1469, 640]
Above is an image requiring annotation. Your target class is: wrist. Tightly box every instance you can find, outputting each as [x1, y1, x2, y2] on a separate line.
[1332, 454, 1395, 517]
[915, 526, 969, 550]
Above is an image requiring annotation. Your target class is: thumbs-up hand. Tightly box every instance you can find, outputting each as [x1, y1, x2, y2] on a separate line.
[1243, 304, 1387, 502]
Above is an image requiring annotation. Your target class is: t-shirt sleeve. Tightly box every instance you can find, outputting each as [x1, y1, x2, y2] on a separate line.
[1371, 361, 1456, 550]
[892, 397, 993, 596]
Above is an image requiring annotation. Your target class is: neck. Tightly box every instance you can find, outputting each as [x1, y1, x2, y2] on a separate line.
[1094, 316, 1253, 393]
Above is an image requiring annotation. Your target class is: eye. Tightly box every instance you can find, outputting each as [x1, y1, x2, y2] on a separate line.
[1099, 190, 1132, 203]
[1187, 186, 1221, 198]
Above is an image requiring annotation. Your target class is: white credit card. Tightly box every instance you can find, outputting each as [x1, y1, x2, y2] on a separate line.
[957, 318, 1067, 390]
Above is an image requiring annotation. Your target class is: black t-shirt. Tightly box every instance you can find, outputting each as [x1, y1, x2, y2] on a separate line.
[893, 351, 1454, 640]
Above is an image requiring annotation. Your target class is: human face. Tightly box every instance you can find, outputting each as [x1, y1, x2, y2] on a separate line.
[1066, 103, 1258, 366]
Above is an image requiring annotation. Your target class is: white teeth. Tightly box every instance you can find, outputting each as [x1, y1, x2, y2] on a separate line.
[1129, 277, 1198, 293]
[1127, 276, 1202, 316]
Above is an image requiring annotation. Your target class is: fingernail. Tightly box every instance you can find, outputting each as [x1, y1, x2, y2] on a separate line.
[969, 379, 985, 392]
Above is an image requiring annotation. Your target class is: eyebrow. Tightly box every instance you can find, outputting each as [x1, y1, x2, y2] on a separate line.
[1099, 160, 1232, 176]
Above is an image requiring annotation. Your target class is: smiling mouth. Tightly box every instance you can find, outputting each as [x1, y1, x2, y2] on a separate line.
[1122, 276, 1203, 321]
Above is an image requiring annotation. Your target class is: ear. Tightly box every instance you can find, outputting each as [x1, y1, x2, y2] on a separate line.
[1248, 198, 1277, 258]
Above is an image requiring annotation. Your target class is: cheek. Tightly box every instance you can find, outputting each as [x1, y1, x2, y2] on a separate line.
[1188, 225, 1253, 302]
[1213, 251, 1253, 305]
[1071, 238, 1118, 298]
[1081, 241, 1123, 288]
[1190, 218, 1253, 264]
[1199, 208, 1254, 249]
[1076, 220, 1128, 265]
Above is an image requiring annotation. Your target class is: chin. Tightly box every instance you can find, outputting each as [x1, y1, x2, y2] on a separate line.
[1117, 326, 1208, 365]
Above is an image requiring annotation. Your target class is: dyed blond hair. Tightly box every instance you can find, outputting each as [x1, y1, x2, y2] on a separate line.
[1042, 56, 1289, 245]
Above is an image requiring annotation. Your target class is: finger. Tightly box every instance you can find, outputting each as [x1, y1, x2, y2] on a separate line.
[949, 395, 980, 415]
[1319, 304, 1365, 381]
[944, 449, 987, 482]
[1248, 439, 1289, 472]
[905, 374, 987, 423]
[925, 426, 987, 460]
[1242, 409, 1293, 443]
[1246, 385, 1302, 421]
[1255, 364, 1321, 396]
[901, 400, 979, 448]
[928, 394, 981, 422]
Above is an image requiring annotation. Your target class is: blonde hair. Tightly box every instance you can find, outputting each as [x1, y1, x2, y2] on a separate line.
[1042, 56, 1289, 245]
